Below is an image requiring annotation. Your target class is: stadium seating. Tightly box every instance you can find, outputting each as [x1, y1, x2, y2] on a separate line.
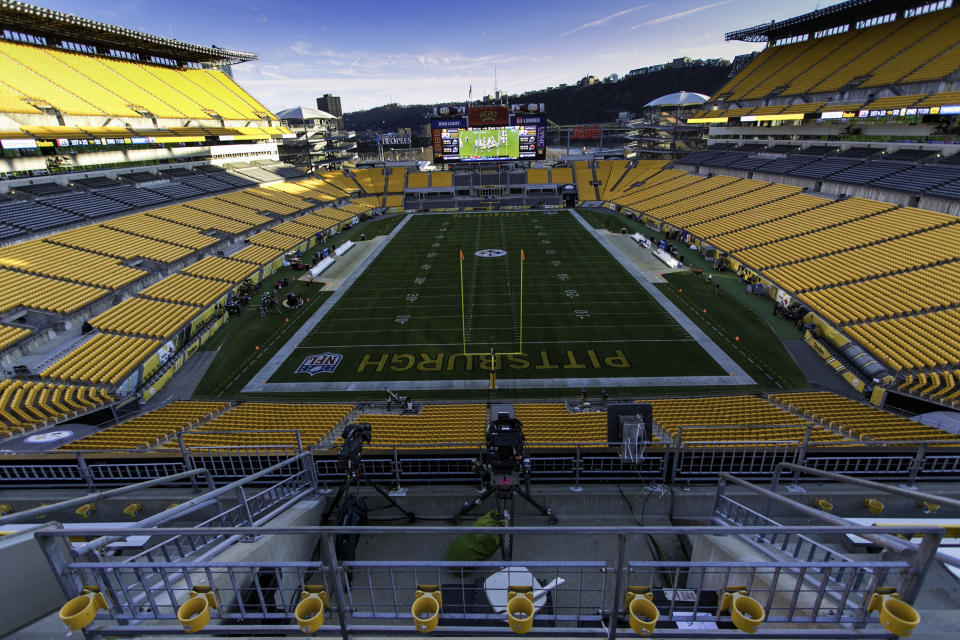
[228, 244, 281, 265]
[87, 298, 198, 339]
[0, 268, 108, 314]
[600, 161, 667, 201]
[711, 7, 960, 101]
[527, 168, 549, 184]
[574, 161, 596, 201]
[247, 230, 305, 251]
[406, 172, 429, 189]
[48, 225, 194, 264]
[732, 205, 944, 270]
[386, 168, 406, 193]
[40, 333, 159, 385]
[352, 168, 386, 195]
[0, 325, 30, 351]
[319, 171, 360, 193]
[550, 167, 573, 184]
[104, 214, 220, 251]
[270, 220, 321, 239]
[0, 379, 112, 437]
[356, 404, 486, 449]
[147, 206, 254, 235]
[431, 172, 453, 188]
[844, 310, 960, 372]
[0, 240, 147, 289]
[769, 391, 960, 442]
[799, 260, 960, 326]
[138, 274, 232, 307]
[183, 256, 259, 283]
[0, 40, 274, 120]
[513, 403, 606, 444]
[642, 395, 845, 446]
[58, 401, 230, 450]
[165, 402, 354, 450]
[595, 161, 628, 201]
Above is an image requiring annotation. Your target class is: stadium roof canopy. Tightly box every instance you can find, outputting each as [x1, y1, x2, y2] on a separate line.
[276, 106, 337, 121]
[644, 91, 710, 107]
[726, 0, 915, 42]
[0, 0, 257, 64]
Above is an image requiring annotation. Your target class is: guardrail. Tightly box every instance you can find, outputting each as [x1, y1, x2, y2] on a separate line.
[35, 516, 940, 637]
[2, 438, 960, 489]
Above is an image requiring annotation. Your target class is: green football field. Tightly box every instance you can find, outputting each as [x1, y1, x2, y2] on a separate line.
[257, 211, 740, 390]
[458, 128, 520, 159]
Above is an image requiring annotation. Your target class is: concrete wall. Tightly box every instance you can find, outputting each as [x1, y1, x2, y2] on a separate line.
[0, 523, 70, 636]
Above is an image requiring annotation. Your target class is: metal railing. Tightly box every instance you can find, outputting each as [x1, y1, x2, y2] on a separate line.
[3, 437, 960, 489]
[35, 523, 940, 638]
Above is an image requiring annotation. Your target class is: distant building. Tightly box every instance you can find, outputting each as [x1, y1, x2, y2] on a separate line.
[628, 57, 730, 77]
[577, 75, 599, 87]
[277, 105, 357, 170]
[626, 91, 711, 161]
[316, 94, 344, 130]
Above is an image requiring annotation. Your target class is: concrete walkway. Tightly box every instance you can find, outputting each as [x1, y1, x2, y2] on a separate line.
[569, 209, 753, 386]
[242, 214, 414, 393]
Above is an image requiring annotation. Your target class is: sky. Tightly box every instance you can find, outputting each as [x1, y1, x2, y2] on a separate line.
[38, 0, 826, 113]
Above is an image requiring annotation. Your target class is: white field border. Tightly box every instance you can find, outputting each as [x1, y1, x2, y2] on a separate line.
[243, 210, 754, 393]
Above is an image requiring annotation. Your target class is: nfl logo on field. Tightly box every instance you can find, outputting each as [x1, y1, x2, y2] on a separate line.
[295, 353, 343, 375]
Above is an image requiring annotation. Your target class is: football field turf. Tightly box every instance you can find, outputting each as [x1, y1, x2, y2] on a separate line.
[246, 210, 752, 393]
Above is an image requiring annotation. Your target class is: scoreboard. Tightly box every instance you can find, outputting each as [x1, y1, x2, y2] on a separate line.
[432, 114, 546, 162]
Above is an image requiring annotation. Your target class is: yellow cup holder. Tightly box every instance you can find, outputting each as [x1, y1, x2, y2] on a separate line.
[295, 586, 328, 634]
[868, 590, 920, 637]
[625, 588, 659, 636]
[918, 500, 940, 515]
[412, 586, 441, 634]
[59, 586, 107, 631]
[813, 498, 834, 513]
[864, 498, 885, 515]
[177, 587, 217, 634]
[720, 588, 765, 634]
[507, 590, 535, 634]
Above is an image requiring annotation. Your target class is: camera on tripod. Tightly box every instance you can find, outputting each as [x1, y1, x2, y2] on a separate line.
[337, 422, 372, 466]
[485, 412, 527, 475]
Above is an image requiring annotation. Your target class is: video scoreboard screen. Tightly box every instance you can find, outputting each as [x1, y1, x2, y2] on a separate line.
[432, 115, 546, 162]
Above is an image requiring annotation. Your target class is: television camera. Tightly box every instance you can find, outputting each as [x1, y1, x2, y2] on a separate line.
[484, 412, 528, 478]
[337, 422, 371, 467]
[452, 413, 557, 559]
[322, 423, 414, 525]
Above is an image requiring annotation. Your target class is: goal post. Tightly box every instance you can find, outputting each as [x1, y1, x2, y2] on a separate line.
[459, 247, 525, 357]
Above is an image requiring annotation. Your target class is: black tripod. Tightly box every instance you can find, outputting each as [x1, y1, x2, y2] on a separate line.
[322, 426, 415, 524]
[451, 459, 557, 560]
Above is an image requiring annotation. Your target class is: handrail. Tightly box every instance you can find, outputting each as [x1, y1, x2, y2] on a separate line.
[72, 451, 314, 556]
[770, 462, 960, 511]
[0, 468, 211, 524]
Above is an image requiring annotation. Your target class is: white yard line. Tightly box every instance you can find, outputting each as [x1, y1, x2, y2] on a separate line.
[242, 214, 414, 393]
[243, 210, 754, 393]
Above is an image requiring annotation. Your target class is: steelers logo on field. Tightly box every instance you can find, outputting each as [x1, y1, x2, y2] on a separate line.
[475, 249, 507, 258]
[24, 430, 74, 443]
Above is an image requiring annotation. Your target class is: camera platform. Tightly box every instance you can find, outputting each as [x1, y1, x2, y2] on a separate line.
[322, 423, 415, 525]
[450, 413, 558, 560]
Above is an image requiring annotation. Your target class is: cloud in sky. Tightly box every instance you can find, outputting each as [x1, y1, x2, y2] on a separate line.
[636, 0, 736, 28]
[560, 4, 650, 37]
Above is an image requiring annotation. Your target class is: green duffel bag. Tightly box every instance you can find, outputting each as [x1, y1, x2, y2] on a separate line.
[444, 510, 502, 562]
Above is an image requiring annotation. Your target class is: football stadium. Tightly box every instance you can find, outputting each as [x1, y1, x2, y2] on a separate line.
[1, 0, 960, 637]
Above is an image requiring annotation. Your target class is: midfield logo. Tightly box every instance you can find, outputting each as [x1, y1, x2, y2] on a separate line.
[295, 353, 343, 375]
